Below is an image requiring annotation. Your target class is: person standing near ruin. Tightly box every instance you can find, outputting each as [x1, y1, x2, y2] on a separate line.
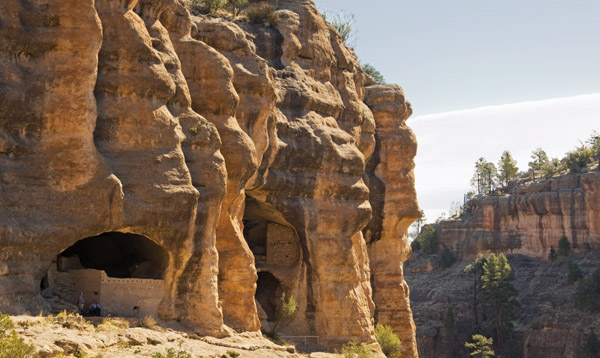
[78, 292, 85, 314]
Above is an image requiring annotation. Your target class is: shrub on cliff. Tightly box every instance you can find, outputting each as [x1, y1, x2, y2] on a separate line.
[246, 3, 277, 25]
[413, 225, 438, 255]
[362, 64, 385, 84]
[0, 313, 37, 358]
[227, 0, 247, 17]
[374, 324, 401, 358]
[565, 146, 594, 173]
[558, 236, 572, 257]
[575, 267, 600, 312]
[338, 340, 371, 358]
[186, 0, 227, 14]
[325, 11, 356, 47]
[574, 328, 600, 358]
[569, 261, 584, 284]
[548, 246, 558, 261]
[440, 248, 457, 268]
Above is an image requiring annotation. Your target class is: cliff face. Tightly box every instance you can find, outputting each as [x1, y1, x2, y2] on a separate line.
[406, 171, 600, 357]
[0, 0, 419, 354]
[439, 172, 600, 259]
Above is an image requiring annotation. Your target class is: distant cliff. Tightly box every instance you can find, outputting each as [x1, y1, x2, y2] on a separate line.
[406, 170, 600, 357]
[439, 172, 600, 259]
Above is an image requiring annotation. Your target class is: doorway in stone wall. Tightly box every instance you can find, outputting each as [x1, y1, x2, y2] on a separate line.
[42, 232, 168, 316]
[255, 271, 283, 324]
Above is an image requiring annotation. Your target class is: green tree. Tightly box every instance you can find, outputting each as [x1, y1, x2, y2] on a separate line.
[575, 267, 600, 312]
[548, 246, 558, 262]
[541, 157, 563, 179]
[569, 261, 584, 284]
[565, 146, 594, 173]
[471, 157, 498, 195]
[587, 130, 600, 163]
[497, 150, 519, 188]
[464, 254, 487, 327]
[465, 334, 495, 358]
[481, 253, 519, 351]
[414, 225, 438, 255]
[528, 148, 549, 180]
[362, 64, 385, 83]
[558, 236, 571, 257]
[375, 324, 401, 358]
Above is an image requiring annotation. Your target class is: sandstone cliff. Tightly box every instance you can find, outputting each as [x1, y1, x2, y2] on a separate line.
[439, 172, 600, 259]
[406, 171, 600, 357]
[0, 0, 419, 355]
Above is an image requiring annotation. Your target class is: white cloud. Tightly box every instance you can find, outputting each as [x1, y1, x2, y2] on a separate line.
[409, 93, 600, 223]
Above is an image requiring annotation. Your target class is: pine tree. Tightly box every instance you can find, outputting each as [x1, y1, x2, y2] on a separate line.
[465, 334, 495, 358]
[481, 253, 519, 351]
[528, 148, 549, 180]
[464, 254, 487, 327]
[548, 246, 558, 261]
[558, 236, 572, 257]
[569, 261, 584, 284]
[497, 150, 519, 188]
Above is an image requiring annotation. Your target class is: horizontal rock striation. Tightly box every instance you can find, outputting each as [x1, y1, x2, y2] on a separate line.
[439, 172, 600, 259]
[0, 0, 419, 353]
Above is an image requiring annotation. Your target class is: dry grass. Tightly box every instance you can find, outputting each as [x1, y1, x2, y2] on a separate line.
[53, 310, 94, 331]
[96, 317, 130, 332]
[141, 315, 158, 330]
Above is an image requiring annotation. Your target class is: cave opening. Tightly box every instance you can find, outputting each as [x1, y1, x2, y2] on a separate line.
[57, 232, 168, 279]
[43, 232, 169, 316]
[255, 271, 282, 322]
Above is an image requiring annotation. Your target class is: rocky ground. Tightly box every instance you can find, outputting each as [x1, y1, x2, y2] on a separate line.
[6, 314, 338, 358]
[405, 250, 600, 358]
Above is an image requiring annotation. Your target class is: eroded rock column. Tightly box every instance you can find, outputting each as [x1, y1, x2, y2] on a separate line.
[364, 84, 420, 357]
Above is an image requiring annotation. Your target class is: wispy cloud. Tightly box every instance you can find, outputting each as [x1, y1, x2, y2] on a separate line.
[409, 93, 600, 222]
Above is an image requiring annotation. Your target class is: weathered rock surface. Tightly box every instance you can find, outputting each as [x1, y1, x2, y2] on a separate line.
[364, 84, 420, 357]
[0, 0, 419, 353]
[407, 171, 600, 357]
[406, 252, 600, 358]
[438, 172, 600, 259]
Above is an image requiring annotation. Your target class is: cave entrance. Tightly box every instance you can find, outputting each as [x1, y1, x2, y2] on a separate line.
[255, 271, 282, 323]
[43, 232, 168, 317]
[57, 232, 168, 279]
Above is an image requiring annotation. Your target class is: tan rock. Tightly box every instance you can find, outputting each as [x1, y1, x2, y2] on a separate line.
[364, 84, 420, 357]
[0, 0, 420, 354]
[438, 172, 600, 259]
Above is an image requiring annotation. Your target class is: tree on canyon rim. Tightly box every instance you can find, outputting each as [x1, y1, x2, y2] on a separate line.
[471, 157, 497, 195]
[481, 253, 519, 352]
[496, 150, 518, 188]
[528, 148, 549, 180]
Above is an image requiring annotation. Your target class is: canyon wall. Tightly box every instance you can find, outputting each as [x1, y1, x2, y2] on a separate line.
[407, 171, 600, 357]
[439, 172, 600, 259]
[0, 0, 419, 354]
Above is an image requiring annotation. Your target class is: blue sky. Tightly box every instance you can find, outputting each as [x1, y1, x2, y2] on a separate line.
[315, 0, 600, 222]
[315, 0, 600, 115]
